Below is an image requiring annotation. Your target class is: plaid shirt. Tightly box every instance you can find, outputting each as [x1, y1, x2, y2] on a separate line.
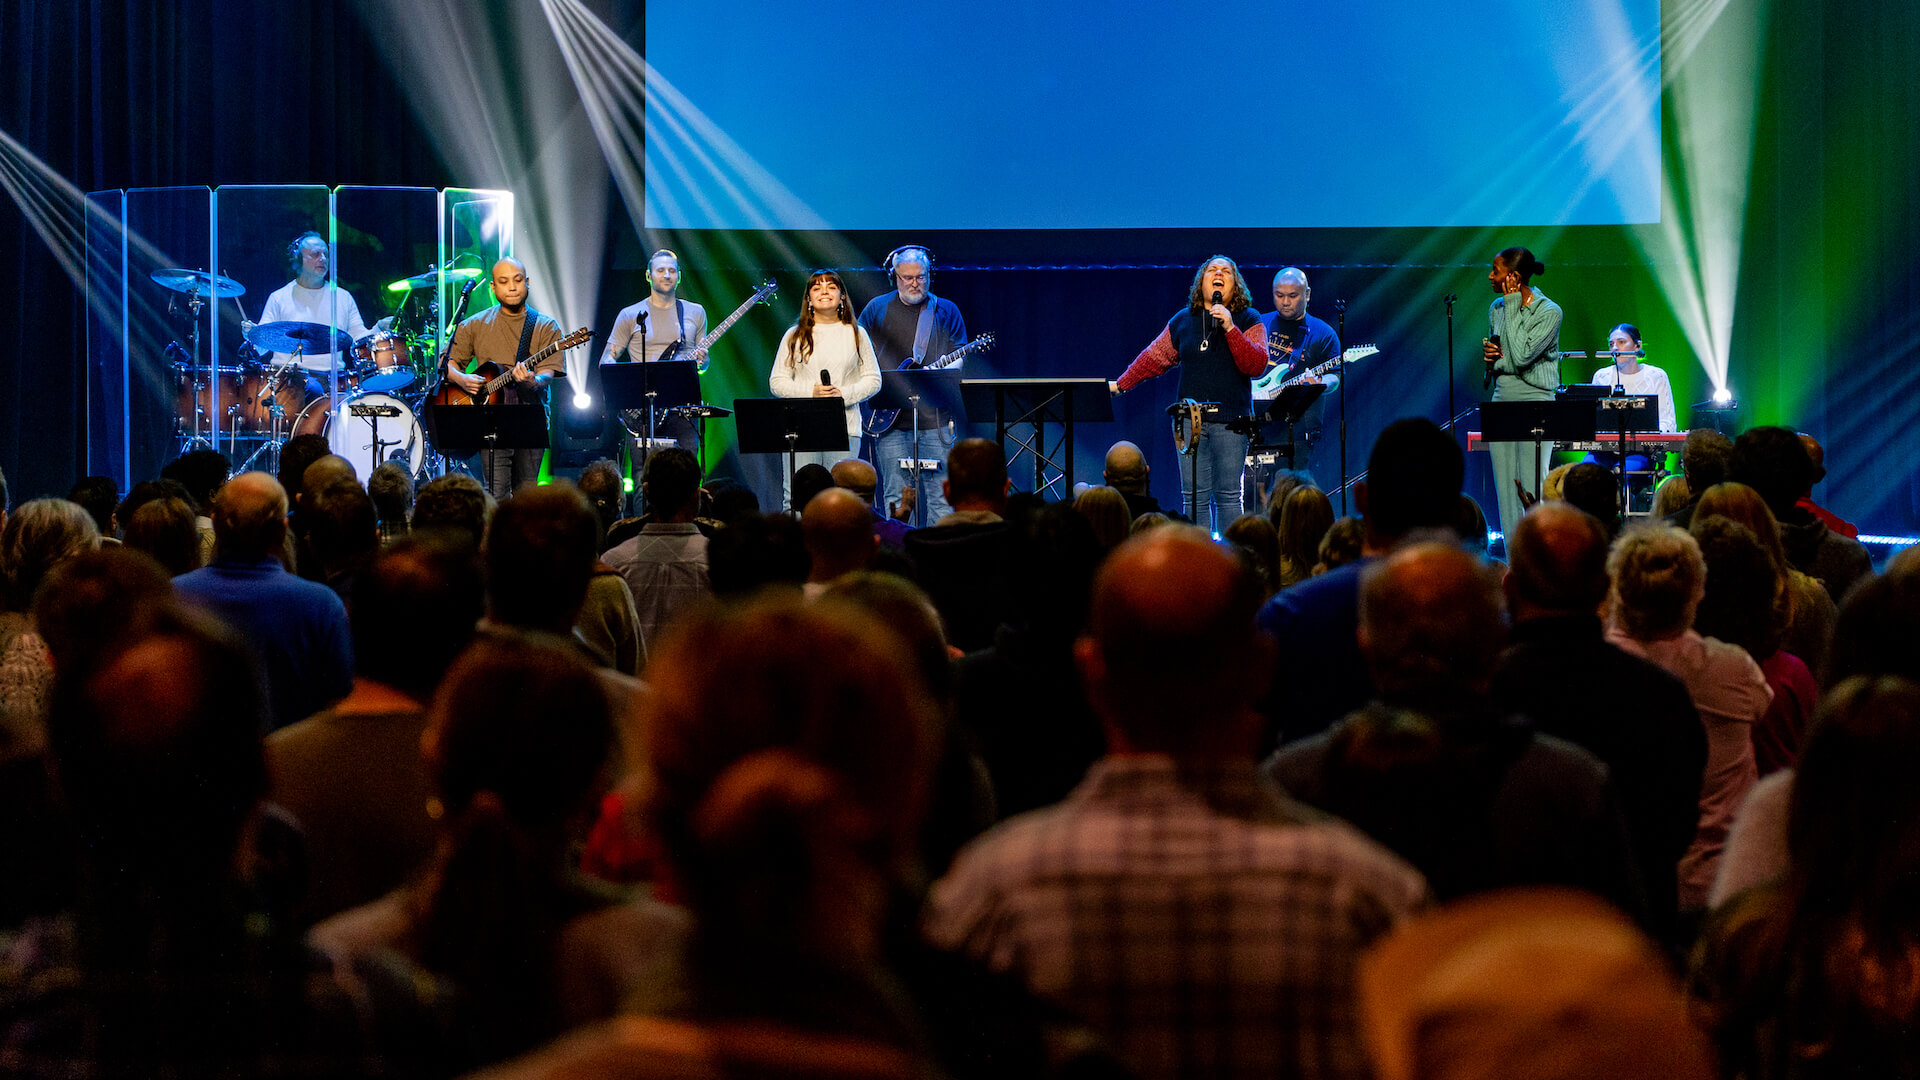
[604, 523, 710, 649]
[925, 754, 1428, 1080]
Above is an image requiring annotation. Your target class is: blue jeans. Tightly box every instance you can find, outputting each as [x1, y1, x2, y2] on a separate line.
[1175, 420, 1247, 533]
[876, 423, 957, 527]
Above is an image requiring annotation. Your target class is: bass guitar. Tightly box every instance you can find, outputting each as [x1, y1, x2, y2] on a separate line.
[863, 332, 996, 436]
[1251, 343, 1377, 397]
[431, 327, 594, 407]
[658, 280, 778, 372]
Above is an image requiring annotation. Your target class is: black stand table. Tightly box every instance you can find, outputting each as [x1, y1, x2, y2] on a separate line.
[732, 397, 850, 511]
[960, 377, 1112, 499]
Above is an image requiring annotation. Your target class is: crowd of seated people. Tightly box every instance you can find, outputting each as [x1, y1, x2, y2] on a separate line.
[0, 414, 1911, 1079]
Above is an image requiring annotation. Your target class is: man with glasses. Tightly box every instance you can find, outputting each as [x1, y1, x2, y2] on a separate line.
[857, 245, 969, 525]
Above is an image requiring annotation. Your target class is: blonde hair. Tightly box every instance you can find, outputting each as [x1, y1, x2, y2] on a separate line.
[1606, 524, 1705, 641]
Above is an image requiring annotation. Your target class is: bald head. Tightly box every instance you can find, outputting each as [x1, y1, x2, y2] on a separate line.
[1078, 528, 1267, 753]
[492, 256, 526, 276]
[212, 472, 289, 560]
[1103, 440, 1149, 494]
[1507, 503, 1611, 618]
[831, 457, 880, 503]
[803, 487, 878, 583]
[1360, 542, 1506, 703]
[1273, 267, 1309, 289]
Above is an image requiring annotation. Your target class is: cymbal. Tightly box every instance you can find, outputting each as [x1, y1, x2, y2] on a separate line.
[246, 321, 357, 354]
[387, 266, 485, 292]
[150, 268, 246, 298]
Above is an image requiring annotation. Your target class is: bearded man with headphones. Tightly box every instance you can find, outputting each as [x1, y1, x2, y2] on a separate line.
[855, 245, 970, 525]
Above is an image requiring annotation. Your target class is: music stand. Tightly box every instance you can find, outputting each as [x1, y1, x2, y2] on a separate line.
[960, 377, 1112, 497]
[601, 359, 703, 512]
[1479, 399, 1597, 500]
[732, 397, 850, 510]
[1593, 392, 1660, 511]
[429, 403, 551, 491]
[871, 367, 964, 527]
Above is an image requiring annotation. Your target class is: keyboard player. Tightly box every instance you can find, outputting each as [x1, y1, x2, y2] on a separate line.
[1585, 323, 1676, 484]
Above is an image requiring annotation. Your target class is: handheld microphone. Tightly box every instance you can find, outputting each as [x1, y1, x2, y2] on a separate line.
[821, 369, 833, 387]
[1201, 290, 1223, 351]
[1484, 333, 1500, 391]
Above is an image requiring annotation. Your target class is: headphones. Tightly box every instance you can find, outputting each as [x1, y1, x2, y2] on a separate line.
[286, 231, 326, 277]
[882, 245, 934, 285]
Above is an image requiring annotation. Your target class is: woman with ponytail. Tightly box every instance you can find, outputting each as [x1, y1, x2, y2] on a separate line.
[313, 630, 685, 1073]
[1481, 245, 1563, 540]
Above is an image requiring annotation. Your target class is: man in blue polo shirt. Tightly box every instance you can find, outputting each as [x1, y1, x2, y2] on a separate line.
[175, 471, 352, 731]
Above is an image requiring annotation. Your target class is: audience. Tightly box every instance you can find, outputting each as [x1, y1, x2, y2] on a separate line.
[122, 494, 201, 575]
[1605, 524, 1769, 916]
[928, 528, 1428, 1080]
[173, 471, 352, 731]
[1269, 541, 1643, 918]
[1102, 439, 1166, 520]
[800, 486, 878, 597]
[1692, 675, 1920, 1080]
[1491, 503, 1706, 941]
[1073, 485, 1132, 552]
[1728, 425, 1872, 604]
[1795, 432, 1857, 538]
[1560, 461, 1622, 537]
[265, 536, 483, 927]
[368, 461, 415, 545]
[1259, 417, 1465, 745]
[1276, 483, 1335, 587]
[3, 411, 1916, 1080]
[1651, 472, 1691, 519]
[604, 448, 709, 652]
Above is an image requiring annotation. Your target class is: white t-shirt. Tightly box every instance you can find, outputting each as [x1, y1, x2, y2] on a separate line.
[258, 280, 372, 372]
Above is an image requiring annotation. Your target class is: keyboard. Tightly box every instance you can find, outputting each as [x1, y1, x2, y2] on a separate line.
[1466, 431, 1686, 453]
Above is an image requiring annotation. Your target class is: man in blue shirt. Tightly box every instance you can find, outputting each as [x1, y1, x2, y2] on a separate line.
[174, 471, 352, 731]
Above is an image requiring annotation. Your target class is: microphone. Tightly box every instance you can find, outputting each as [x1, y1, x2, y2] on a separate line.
[1484, 333, 1500, 391]
[821, 369, 833, 388]
[1201, 289, 1223, 351]
[461, 277, 483, 299]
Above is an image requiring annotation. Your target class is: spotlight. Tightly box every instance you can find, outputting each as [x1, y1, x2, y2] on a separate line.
[1712, 387, 1733, 405]
[572, 390, 592, 409]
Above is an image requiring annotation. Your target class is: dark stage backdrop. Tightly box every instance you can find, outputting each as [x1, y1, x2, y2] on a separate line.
[5, 0, 1918, 539]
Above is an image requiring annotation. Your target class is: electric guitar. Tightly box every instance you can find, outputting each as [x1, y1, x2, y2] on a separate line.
[1252, 343, 1377, 396]
[863, 332, 996, 436]
[431, 327, 593, 407]
[657, 280, 778, 372]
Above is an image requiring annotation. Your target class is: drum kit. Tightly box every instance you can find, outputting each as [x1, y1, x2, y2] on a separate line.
[156, 265, 485, 478]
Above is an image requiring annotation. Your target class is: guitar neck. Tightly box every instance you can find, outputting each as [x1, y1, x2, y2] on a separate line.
[482, 339, 565, 395]
[698, 286, 776, 350]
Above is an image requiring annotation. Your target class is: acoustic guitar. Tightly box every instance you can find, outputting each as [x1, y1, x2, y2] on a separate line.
[431, 327, 593, 407]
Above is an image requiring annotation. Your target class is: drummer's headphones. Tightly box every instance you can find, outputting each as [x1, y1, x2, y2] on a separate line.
[883, 245, 933, 287]
[286, 231, 327, 277]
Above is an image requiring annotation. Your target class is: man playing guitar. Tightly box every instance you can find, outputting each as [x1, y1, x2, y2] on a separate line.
[856, 245, 969, 526]
[444, 258, 565, 500]
[1252, 267, 1342, 494]
[599, 249, 708, 459]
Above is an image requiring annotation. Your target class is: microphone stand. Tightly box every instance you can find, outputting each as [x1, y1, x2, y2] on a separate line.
[1443, 293, 1458, 431]
[1335, 299, 1349, 515]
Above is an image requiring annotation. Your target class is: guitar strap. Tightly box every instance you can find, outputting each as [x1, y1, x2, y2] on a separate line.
[512, 309, 539, 402]
[635, 300, 686, 360]
[912, 294, 938, 362]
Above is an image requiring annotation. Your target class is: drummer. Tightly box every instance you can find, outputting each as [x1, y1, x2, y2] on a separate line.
[245, 231, 380, 397]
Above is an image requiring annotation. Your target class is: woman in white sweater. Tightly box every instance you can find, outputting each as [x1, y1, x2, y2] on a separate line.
[769, 270, 881, 509]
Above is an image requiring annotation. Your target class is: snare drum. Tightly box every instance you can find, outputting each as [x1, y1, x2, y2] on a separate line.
[324, 392, 426, 478]
[353, 330, 415, 392]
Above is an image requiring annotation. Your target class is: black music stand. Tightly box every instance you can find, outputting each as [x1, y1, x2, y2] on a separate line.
[871, 367, 964, 527]
[961, 377, 1112, 498]
[1593, 392, 1660, 512]
[1479, 399, 1597, 502]
[429, 403, 551, 489]
[601, 359, 703, 512]
[732, 397, 850, 511]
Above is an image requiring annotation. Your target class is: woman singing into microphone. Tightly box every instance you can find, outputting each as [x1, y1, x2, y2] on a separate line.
[770, 269, 881, 509]
[1110, 255, 1268, 531]
[1482, 246, 1563, 540]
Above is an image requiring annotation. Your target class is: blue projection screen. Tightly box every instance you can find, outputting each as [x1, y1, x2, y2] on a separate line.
[645, 0, 1659, 231]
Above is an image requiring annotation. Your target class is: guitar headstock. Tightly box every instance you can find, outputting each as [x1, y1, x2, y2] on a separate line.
[560, 327, 593, 350]
[972, 331, 995, 350]
[754, 280, 778, 303]
[1342, 343, 1378, 363]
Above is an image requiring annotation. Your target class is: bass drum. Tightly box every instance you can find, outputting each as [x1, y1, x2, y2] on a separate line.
[324, 392, 426, 479]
